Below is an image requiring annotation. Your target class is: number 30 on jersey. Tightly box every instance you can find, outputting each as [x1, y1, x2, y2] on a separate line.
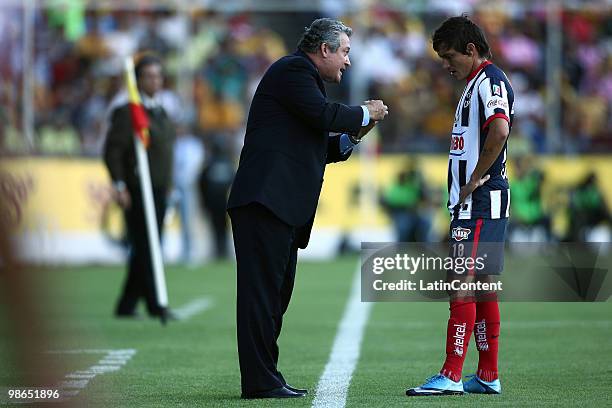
[451, 135, 464, 151]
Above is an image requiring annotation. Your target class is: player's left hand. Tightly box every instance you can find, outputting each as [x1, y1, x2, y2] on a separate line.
[459, 174, 490, 205]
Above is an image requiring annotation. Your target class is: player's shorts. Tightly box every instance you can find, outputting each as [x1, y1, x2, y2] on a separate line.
[448, 217, 508, 275]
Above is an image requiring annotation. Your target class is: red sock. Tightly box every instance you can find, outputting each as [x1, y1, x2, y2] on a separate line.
[474, 296, 500, 381]
[440, 300, 476, 382]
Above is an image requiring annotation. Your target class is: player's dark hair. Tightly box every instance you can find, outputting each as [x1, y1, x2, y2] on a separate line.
[432, 15, 491, 59]
[134, 54, 162, 80]
[298, 18, 352, 54]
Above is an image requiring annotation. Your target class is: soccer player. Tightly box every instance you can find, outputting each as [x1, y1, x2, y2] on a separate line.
[406, 16, 514, 396]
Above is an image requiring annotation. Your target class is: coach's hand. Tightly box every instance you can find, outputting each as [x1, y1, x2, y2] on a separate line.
[364, 100, 388, 121]
[459, 174, 490, 205]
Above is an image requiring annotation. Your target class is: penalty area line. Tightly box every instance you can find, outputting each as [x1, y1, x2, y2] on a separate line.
[49, 349, 137, 400]
[173, 296, 214, 321]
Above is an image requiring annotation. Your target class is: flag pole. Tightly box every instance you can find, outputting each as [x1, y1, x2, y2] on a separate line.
[124, 57, 169, 325]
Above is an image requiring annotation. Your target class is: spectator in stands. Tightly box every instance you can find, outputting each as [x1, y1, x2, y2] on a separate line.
[170, 124, 205, 264]
[509, 156, 551, 241]
[37, 110, 81, 155]
[199, 137, 233, 259]
[567, 171, 610, 242]
[381, 162, 431, 242]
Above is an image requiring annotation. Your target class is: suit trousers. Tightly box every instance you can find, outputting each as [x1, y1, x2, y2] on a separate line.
[228, 203, 299, 394]
[116, 187, 167, 316]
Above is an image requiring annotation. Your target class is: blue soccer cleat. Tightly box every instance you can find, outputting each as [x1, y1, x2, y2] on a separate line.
[406, 374, 464, 396]
[463, 374, 502, 394]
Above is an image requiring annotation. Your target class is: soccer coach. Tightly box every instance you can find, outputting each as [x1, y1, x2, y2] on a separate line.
[227, 18, 388, 399]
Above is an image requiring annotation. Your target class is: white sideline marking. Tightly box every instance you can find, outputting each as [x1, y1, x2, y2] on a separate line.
[312, 267, 372, 408]
[174, 297, 214, 320]
[49, 349, 137, 399]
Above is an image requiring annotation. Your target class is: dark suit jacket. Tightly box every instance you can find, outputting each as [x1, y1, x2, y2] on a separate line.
[104, 103, 175, 192]
[227, 49, 364, 248]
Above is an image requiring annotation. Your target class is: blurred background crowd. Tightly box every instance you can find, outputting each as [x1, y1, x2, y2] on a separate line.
[0, 0, 610, 253]
[1, 1, 610, 157]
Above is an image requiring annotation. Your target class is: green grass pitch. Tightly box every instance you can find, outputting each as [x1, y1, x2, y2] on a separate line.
[1, 257, 611, 407]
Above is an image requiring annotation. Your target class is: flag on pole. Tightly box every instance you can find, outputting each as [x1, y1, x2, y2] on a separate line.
[123, 56, 170, 324]
[124, 58, 150, 148]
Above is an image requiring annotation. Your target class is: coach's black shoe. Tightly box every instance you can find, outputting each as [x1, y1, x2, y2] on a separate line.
[241, 386, 305, 399]
[284, 384, 308, 395]
[276, 371, 307, 394]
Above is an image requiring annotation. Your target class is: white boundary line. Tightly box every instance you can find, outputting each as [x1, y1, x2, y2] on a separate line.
[174, 296, 214, 321]
[312, 267, 372, 408]
[49, 349, 137, 399]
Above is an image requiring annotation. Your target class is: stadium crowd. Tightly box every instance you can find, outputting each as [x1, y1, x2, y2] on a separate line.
[352, 5, 611, 154]
[0, 3, 610, 156]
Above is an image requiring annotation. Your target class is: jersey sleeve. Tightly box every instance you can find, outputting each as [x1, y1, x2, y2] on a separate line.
[478, 76, 511, 130]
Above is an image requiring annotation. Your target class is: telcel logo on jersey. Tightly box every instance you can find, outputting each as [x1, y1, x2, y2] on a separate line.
[451, 227, 471, 241]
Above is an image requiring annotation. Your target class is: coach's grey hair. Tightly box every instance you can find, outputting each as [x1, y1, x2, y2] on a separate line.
[298, 18, 352, 54]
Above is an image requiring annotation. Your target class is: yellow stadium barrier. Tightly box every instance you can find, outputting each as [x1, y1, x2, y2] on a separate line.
[1, 156, 610, 262]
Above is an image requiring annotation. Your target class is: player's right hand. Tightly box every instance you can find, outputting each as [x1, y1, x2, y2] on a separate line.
[364, 100, 389, 121]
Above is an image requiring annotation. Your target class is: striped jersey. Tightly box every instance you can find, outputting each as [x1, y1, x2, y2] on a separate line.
[447, 61, 514, 220]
